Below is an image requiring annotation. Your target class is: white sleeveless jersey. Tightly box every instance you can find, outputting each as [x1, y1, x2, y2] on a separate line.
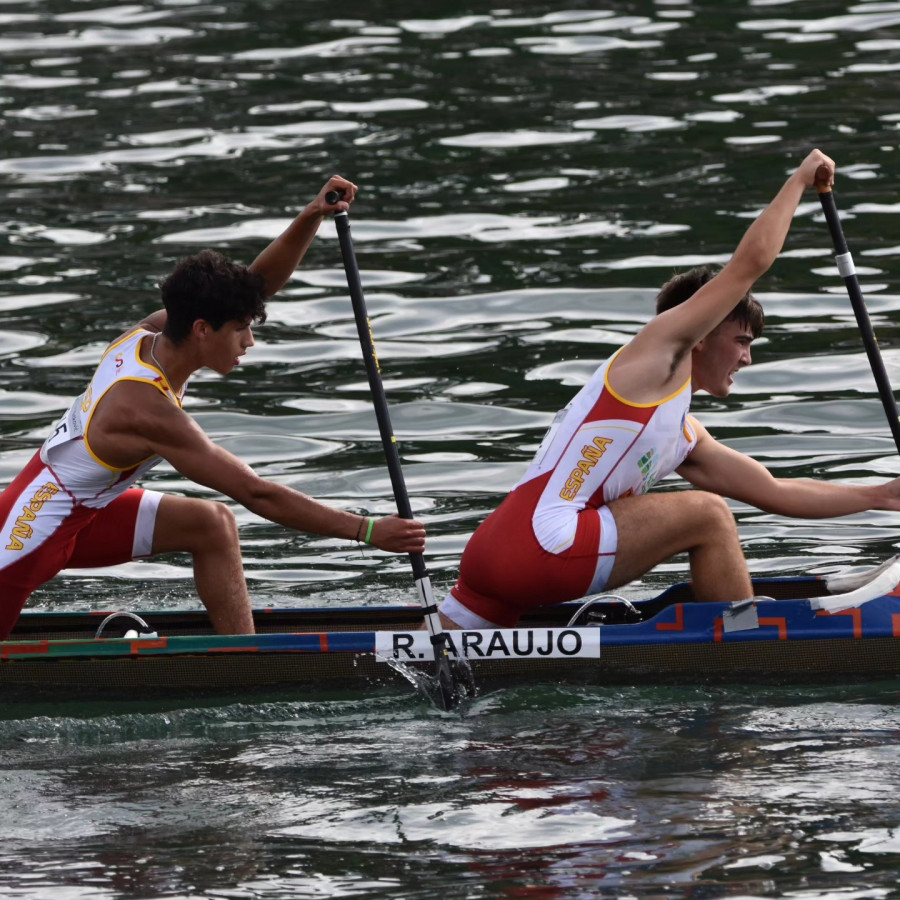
[40, 329, 184, 509]
[515, 350, 696, 555]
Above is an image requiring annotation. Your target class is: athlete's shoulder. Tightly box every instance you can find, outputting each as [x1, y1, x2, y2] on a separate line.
[104, 325, 149, 353]
[91, 378, 188, 445]
[606, 335, 692, 406]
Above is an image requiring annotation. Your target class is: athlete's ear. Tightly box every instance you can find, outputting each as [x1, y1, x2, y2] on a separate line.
[192, 319, 211, 341]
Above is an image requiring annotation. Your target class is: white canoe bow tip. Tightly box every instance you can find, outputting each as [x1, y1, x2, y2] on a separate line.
[814, 555, 900, 614]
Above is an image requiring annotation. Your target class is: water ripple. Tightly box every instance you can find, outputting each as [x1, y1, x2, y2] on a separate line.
[3, 4, 900, 894]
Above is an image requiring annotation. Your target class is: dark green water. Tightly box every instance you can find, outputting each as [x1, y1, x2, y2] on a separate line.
[4, 1, 900, 896]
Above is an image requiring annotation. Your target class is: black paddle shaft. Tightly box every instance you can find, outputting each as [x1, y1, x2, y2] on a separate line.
[333, 213, 427, 578]
[332, 208, 474, 710]
[818, 188, 900, 455]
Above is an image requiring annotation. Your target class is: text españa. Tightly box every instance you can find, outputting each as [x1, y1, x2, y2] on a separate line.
[5, 482, 60, 551]
[559, 436, 613, 501]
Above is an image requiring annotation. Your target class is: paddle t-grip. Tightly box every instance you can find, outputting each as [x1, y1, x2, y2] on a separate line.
[815, 164, 834, 195]
[325, 188, 346, 205]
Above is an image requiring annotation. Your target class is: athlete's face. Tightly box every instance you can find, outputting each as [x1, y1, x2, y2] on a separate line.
[201, 318, 255, 375]
[692, 318, 754, 398]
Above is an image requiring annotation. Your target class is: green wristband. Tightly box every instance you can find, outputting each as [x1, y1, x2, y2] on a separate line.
[364, 517, 375, 544]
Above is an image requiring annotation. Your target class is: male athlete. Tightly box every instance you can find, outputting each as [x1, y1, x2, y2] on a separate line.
[0, 176, 425, 640]
[439, 149, 900, 629]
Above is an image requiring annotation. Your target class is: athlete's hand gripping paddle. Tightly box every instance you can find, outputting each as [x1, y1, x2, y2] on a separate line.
[816, 169, 900, 454]
[327, 189, 475, 710]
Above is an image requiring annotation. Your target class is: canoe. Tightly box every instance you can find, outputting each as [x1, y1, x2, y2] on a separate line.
[4, 556, 900, 704]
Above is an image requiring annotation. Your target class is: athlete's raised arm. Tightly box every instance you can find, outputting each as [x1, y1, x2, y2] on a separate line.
[249, 175, 358, 297]
[609, 149, 835, 404]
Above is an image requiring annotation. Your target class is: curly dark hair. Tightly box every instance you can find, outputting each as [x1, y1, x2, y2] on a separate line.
[159, 250, 268, 344]
[655, 265, 765, 338]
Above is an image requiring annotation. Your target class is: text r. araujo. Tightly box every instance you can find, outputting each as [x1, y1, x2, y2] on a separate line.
[374, 628, 601, 662]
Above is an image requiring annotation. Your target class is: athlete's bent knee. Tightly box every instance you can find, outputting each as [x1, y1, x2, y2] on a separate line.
[690, 491, 737, 536]
[200, 500, 239, 541]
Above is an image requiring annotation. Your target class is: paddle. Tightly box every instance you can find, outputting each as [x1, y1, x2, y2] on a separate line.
[816, 170, 900, 453]
[326, 189, 474, 710]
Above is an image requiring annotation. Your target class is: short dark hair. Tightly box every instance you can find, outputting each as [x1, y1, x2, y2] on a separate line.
[159, 249, 268, 343]
[655, 265, 765, 338]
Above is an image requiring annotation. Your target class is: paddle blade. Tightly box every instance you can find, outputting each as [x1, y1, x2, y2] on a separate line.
[432, 653, 477, 710]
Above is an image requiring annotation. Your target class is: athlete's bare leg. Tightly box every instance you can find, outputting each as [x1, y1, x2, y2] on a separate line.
[606, 490, 752, 603]
[438, 489, 751, 630]
[152, 495, 255, 634]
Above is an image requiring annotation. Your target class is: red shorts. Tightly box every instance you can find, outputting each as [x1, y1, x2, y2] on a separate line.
[0, 452, 159, 640]
[445, 479, 618, 628]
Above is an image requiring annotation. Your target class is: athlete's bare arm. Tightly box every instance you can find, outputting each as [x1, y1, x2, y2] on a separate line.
[88, 382, 425, 553]
[120, 175, 358, 343]
[609, 149, 835, 405]
[678, 418, 900, 516]
[249, 175, 358, 297]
